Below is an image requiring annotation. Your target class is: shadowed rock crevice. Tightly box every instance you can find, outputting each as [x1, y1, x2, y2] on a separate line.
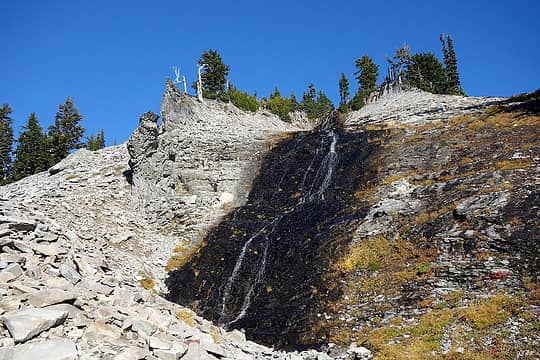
[166, 117, 383, 348]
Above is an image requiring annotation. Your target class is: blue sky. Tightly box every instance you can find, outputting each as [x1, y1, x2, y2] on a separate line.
[2, 0, 539, 145]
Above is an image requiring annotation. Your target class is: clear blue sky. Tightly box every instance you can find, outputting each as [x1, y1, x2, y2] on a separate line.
[2, 0, 539, 145]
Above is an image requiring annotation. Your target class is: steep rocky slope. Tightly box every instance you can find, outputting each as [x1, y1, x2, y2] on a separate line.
[1, 84, 538, 359]
[0, 85, 327, 359]
[316, 90, 540, 358]
[165, 89, 539, 359]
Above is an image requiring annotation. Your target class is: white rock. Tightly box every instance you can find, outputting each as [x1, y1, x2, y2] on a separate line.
[149, 332, 174, 350]
[110, 232, 134, 244]
[2, 307, 68, 343]
[32, 244, 61, 257]
[27, 288, 77, 308]
[7, 338, 77, 360]
[59, 264, 82, 284]
[113, 346, 148, 360]
[0, 263, 23, 283]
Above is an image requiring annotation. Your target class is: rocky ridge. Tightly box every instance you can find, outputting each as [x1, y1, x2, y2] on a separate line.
[345, 89, 502, 128]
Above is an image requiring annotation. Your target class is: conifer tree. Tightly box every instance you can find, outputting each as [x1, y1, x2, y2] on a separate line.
[406, 52, 447, 94]
[289, 92, 299, 112]
[352, 55, 379, 110]
[97, 129, 105, 149]
[267, 87, 292, 122]
[48, 97, 85, 164]
[440, 34, 464, 95]
[338, 73, 350, 107]
[14, 112, 49, 180]
[86, 129, 106, 151]
[301, 83, 318, 119]
[387, 44, 411, 81]
[0, 104, 14, 184]
[316, 90, 334, 118]
[193, 49, 230, 100]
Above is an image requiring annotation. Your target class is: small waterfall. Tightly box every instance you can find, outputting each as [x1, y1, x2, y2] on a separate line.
[219, 113, 340, 326]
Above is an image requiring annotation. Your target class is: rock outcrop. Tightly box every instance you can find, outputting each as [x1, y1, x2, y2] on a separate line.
[345, 89, 502, 128]
[127, 80, 301, 247]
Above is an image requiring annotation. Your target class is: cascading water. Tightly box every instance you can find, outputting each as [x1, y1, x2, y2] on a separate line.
[220, 114, 340, 326]
[166, 112, 382, 348]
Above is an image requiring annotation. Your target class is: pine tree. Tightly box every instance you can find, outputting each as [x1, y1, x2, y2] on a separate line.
[86, 134, 98, 151]
[14, 112, 49, 180]
[301, 83, 318, 119]
[193, 49, 230, 100]
[353, 55, 379, 110]
[443, 34, 464, 95]
[86, 129, 106, 151]
[48, 97, 85, 164]
[228, 83, 259, 112]
[338, 72, 350, 107]
[387, 44, 411, 81]
[267, 87, 292, 122]
[315, 90, 334, 118]
[289, 92, 299, 112]
[97, 129, 105, 149]
[406, 52, 447, 94]
[0, 104, 14, 184]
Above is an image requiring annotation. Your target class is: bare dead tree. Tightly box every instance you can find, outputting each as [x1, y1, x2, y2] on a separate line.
[172, 66, 187, 93]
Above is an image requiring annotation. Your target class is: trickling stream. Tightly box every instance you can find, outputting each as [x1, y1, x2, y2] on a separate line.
[166, 113, 382, 348]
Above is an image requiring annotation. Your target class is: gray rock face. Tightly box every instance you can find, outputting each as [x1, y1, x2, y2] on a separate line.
[127, 81, 301, 244]
[345, 89, 502, 128]
[49, 148, 93, 175]
[2, 307, 68, 342]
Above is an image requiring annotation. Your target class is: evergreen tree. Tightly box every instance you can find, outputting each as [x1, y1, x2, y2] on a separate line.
[315, 90, 334, 118]
[289, 92, 299, 112]
[440, 34, 464, 95]
[301, 83, 318, 119]
[193, 49, 230, 100]
[48, 97, 85, 164]
[406, 52, 447, 94]
[97, 129, 105, 149]
[14, 112, 49, 180]
[86, 134, 98, 151]
[338, 73, 350, 113]
[228, 83, 259, 112]
[267, 87, 292, 122]
[353, 55, 379, 110]
[86, 129, 106, 151]
[0, 104, 14, 184]
[338, 73, 350, 106]
[387, 44, 411, 81]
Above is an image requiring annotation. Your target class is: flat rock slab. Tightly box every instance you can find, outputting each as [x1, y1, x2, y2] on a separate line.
[2, 307, 68, 342]
[0, 216, 37, 232]
[0, 263, 23, 283]
[32, 243, 62, 257]
[3, 337, 77, 360]
[27, 288, 77, 307]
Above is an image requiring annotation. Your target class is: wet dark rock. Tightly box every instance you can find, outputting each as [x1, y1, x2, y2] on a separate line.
[167, 115, 382, 348]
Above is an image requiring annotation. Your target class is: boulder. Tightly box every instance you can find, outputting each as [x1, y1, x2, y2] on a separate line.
[0, 263, 23, 283]
[2, 307, 68, 342]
